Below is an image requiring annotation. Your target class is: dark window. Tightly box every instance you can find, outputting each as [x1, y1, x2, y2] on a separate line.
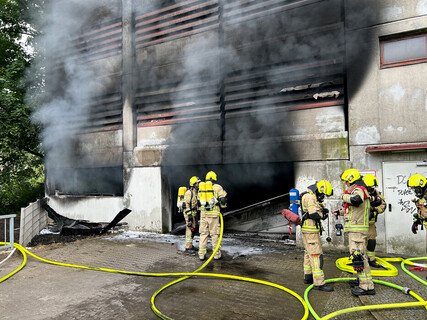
[380, 33, 427, 68]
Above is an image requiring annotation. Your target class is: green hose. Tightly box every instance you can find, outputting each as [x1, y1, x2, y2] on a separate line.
[304, 278, 427, 319]
[401, 257, 427, 286]
[0, 214, 309, 320]
[3, 224, 427, 319]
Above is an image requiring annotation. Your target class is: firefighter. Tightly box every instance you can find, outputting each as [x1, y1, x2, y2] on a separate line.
[407, 174, 427, 236]
[300, 180, 334, 292]
[198, 171, 227, 261]
[183, 176, 201, 252]
[362, 173, 386, 268]
[333, 168, 375, 296]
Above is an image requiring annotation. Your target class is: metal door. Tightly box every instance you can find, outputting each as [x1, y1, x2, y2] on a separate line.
[383, 161, 427, 255]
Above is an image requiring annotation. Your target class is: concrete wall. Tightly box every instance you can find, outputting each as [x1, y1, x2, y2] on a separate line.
[49, 167, 171, 232]
[346, 1, 427, 147]
[344, 0, 427, 255]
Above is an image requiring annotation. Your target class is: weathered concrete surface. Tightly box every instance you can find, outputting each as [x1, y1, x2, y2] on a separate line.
[0, 233, 426, 320]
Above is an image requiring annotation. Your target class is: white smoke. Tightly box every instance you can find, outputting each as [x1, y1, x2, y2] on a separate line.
[31, 0, 122, 189]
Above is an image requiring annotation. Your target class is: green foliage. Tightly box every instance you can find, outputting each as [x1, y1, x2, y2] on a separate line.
[0, 0, 45, 215]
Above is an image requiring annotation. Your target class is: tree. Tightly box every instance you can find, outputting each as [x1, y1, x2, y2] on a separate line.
[0, 0, 44, 215]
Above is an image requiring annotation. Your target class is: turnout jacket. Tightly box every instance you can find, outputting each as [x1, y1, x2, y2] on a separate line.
[340, 183, 370, 233]
[412, 190, 427, 227]
[301, 189, 326, 233]
[184, 188, 199, 216]
[369, 189, 386, 225]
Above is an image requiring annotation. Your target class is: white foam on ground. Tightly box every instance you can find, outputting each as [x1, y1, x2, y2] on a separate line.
[107, 231, 277, 258]
[40, 228, 60, 235]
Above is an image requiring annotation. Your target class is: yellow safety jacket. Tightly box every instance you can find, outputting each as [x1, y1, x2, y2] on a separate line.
[200, 183, 227, 216]
[301, 190, 325, 233]
[342, 184, 370, 233]
[369, 189, 386, 225]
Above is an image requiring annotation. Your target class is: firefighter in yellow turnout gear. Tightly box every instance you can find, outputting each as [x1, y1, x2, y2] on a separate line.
[301, 180, 334, 292]
[333, 169, 375, 296]
[362, 174, 386, 268]
[407, 174, 427, 251]
[183, 176, 201, 252]
[198, 171, 227, 261]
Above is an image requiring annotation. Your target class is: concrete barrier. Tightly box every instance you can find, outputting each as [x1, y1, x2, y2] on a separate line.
[19, 198, 48, 247]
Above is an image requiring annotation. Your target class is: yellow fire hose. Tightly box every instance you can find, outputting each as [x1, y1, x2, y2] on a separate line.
[0, 214, 309, 320]
[303, 255, 427, 319]
[2, 214, 427, 319]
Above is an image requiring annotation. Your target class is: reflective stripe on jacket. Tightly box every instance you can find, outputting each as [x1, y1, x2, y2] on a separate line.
[301, 191, 323, 233]
[184, 188, 198, 216]
[414, 193, 427, 227]
[342, 185, 370, 233]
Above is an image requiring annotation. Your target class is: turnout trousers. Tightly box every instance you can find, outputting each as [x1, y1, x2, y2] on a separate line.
[302, 232, 325, 286]
[348, 231, 374, 290]
[198, 215, 221, 259]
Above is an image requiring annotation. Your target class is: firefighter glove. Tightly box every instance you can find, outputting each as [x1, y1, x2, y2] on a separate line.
[332, 209, 340, 216]
[321, 208, 329, 220]
[350, 250, 364, 272]
[182, 202, 186, 209]
[371, 196, 382, 207]
[411, 220, 420, 234]
[369, 209, 377, 221]
[187, 218, 193, 228]
[219, 197, 227, 208]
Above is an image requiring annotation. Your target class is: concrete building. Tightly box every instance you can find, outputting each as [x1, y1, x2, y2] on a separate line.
[41, 0, 427, 254]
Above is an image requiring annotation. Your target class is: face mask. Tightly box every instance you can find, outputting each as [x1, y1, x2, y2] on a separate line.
[317, 194, 325, 203]
[414, 187, 424, 198]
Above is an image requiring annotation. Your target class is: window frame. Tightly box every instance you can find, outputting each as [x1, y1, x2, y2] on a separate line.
[380, 32, 427, 69]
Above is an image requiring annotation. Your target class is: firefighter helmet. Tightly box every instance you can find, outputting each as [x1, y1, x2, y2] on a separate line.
[317, 180, 333, 196]
[206, 171, 217, 182]
[362, 174, 378, 187]
[189, 176, 200, 187]
[407, 174, 427, 188]
[341, 169, 361, 184]
[407, 174, 427, 198]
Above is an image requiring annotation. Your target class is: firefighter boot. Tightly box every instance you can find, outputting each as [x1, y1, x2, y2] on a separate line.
[303, 274, 313, 284]
[313, 285, 334, 292]
[351, 287, 376, 296]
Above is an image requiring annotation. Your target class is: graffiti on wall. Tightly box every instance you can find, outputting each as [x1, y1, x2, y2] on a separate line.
[395, 173, 417, 216]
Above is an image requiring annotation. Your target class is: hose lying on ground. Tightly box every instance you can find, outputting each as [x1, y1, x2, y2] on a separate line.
[0, 214, 309, 320]
[2, 220, 427, 319]
[304, 277, 427, 319]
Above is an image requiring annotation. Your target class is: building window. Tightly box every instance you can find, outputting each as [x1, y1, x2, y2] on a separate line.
[380, 33, 427, 68]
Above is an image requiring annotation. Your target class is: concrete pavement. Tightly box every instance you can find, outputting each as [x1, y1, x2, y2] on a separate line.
[0, 232, 426, 320]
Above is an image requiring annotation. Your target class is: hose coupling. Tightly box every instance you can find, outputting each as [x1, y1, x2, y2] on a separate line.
[401, 287, 411, 295]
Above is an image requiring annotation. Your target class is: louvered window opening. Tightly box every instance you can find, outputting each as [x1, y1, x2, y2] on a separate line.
[135, 0, 345, 130]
